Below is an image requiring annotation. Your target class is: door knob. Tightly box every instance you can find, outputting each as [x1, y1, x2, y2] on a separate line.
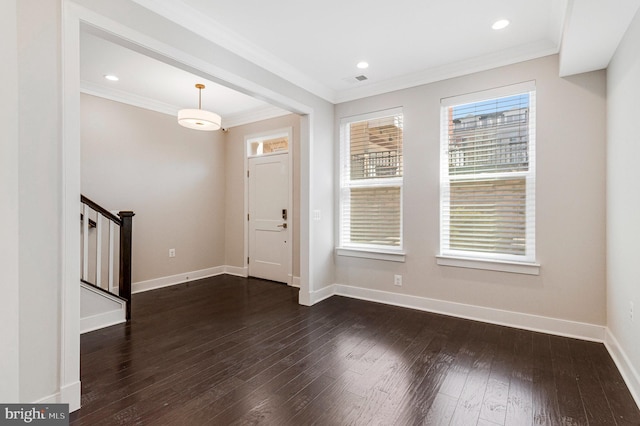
[277, 223, 288, 229]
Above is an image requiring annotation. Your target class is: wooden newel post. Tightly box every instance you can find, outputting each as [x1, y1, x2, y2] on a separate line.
[118, 211, 135, 321]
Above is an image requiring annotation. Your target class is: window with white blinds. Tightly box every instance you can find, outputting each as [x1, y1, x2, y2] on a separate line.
[339, 108, 403, 252]
[440, 83, 536, 263]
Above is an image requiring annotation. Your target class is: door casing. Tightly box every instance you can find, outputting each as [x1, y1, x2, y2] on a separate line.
[244, 127, 294, 285]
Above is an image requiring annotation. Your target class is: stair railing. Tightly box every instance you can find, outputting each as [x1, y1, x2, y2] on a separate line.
[80, 195, 135, 320]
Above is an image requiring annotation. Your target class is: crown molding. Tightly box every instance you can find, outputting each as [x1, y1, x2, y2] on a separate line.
[130, 0, 337, 103]
[92, 1, 567, 107]
[334, 40, 559, 104]
[80, 80, 290, 129]
[222, 105, 292, 128]
[81, 80, 179, 115]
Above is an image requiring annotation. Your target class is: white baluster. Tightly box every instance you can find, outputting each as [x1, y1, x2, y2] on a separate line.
[82, 204, 89, 281]
[96, 213, 102, 288]
[108, 221, 115, 294]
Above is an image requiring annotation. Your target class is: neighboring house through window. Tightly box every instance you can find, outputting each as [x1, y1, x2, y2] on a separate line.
[338, 108, 405, 261]
[438, 82, 539, 274]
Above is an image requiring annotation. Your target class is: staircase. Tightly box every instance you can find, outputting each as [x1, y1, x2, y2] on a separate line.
[80, 195, 134, 333]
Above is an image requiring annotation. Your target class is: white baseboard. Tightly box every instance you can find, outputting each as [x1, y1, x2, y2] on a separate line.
[309, 284, 336, 305]
[80, 282, 126, 333]
[604, 329, 640, 409]
[133, 272, 605, 342]
[34, 380, 81, 412]
[132, 266, 225, 293]
[286, 274, 302, 287]
[298, 289, 311, 306]
[326, 283, 605, 342]
[34, 391, 58, 404]
[224, 265, 248, 277]
[61, 381, 82, 412]
[81, 309, 126, 334]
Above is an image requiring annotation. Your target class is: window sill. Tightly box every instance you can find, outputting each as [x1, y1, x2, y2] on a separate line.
[436, 255, 540, 275]
[336, 247, 406, 262]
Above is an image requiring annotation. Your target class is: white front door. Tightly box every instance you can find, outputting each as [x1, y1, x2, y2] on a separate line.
[248, 153, 289, 283]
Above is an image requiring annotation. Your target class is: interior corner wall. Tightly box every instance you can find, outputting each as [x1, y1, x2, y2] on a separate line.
[335, 54, 607, 326]
[16, 0, 63, 403]
[607, 7, 640, 390]
[224, 114, 302, 277]
[81, 94, 226, 284]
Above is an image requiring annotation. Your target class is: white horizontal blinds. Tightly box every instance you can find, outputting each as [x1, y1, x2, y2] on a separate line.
[441, 87, 535, 261]
[348, 187, 402, 246]
[448, 178, 526, 255]
[341, 109, 403, 249]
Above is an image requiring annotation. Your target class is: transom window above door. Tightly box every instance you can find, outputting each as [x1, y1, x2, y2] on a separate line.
[248, 132, 289, 157]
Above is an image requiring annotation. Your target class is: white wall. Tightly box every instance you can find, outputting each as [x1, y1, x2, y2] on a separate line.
[335, 55, 607, 328]
[15, 0, 64, 403]
[309, 108, 336, 299]
[81, 94, 226, 284]
[0, 0, 20, 402]
[607, 7, 640, 399]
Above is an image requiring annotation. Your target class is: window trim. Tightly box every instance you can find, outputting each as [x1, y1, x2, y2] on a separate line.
[436, 255, 540, 275]
[337, 107, 404, 257]
[439, 82, 537, 270]
[336, 247, 406, 262]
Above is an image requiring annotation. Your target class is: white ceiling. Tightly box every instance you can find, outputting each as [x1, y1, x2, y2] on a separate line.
[80, 31, 291, 128]
[83, 0, 640, 122]
[178, 0, 565, 101]
[559, 0, 640, 77]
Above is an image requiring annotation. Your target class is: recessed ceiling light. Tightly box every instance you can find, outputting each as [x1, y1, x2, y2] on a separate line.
[104, 74, 119, 81]
[492, 19, 510, 30]
[357, 61, 369, 69]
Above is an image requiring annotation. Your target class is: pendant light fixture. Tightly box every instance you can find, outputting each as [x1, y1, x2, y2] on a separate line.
[177, 83, 222, 131]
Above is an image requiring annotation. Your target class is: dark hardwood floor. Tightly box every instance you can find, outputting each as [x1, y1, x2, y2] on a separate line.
[70, 275, 640, 425]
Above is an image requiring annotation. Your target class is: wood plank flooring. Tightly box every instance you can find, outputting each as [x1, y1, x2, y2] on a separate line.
[70, 275, 640, 425]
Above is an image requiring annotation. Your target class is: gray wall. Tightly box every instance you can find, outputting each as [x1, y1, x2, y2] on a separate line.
[82, 94, 302, 284]
[607, 7, 640, 392]
[81, 94, 226, 283]
[335, 55, 607, 326]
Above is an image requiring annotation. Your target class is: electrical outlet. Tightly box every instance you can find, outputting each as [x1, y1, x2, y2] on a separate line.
[169, 248, 176, 258]
[631, 302, 634, 321]
[394, 274, 402, 286]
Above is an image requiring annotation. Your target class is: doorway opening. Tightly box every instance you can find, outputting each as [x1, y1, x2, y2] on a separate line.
[64, 6, 315, 411]
[245, 128, 294, 285]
